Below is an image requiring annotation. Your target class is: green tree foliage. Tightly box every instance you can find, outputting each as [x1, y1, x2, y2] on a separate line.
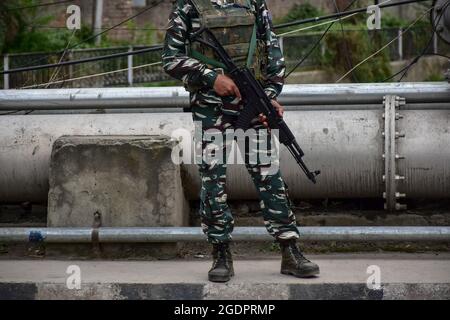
[277, 2, 406, 82]
[0, 0, 99, 54]
[1, 0, 161, 54]
[322, 29, 392, 82]
[276, 2, 323, 23]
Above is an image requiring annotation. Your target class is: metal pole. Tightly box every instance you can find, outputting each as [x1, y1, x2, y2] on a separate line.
[128, 46, 133, 87]
[0, 227, 449, 243]
[433, 30, 438, 55]
[94, 0, 104, 46]
[3, 54, 9, 89]
[398, 28, 403, 61]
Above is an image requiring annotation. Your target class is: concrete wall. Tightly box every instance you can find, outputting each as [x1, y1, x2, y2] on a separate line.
[47, 135, 189, 228]
[44, 0, 426, 41]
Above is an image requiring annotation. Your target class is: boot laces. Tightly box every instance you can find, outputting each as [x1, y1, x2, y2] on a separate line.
[213, 244, 229, 269]
[290, 243, 311, 263]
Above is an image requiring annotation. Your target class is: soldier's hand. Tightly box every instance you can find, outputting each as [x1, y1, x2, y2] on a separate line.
[258, 113, 269, 129]
[271, 99, 284, 117]
[213, 74, 242, 99]
[258, 100, 284, 129]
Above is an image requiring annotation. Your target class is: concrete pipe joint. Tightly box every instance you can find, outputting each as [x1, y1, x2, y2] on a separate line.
[0, 88, 449, 209]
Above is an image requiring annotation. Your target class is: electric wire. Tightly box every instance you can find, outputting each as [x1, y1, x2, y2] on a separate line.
[277, 12, 359, 37]
[1, 46, 163, 75]
[21, 61, 162, 89]
[5, 0, 73, 11]
[382, 0, 450, 81]
[274, 0, 430, 30]
[1, 0, 164, 73]
[26, 25, 168, 31]
[2, 0, 431, 75]
[396, 0, 450, 81]
[336, 6, 434, 83]
[285, 0, 360, 78]
[2, 0, 446, 95]
[46, 29, 77, 88]
[333, 0, 359, 82]
[69, 0, 164, 50]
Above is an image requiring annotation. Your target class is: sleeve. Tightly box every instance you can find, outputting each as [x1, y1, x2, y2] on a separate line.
[255, 0, 286, 100]
[162, 0, 218, 89]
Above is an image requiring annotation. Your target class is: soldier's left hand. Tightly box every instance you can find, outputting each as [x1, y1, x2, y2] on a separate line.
[258, 100, 284, 128]
[271, 99, 284, 117]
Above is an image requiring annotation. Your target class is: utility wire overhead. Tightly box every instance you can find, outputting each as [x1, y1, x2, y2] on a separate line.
[26, 25, 168, 31]
[5, 0, 73, 11]
[274, 0, 430, 30]
[22, 61, 162, 89]
[285, 0, 360, 78]
[1, 0, 165, 73]
[332, 0, 359, 82]
[1, 0, 443, 82]
[383, 0, 450, 82]
[336, 5, 435, 83]
[395, 0, 450, 81]
[1, 46, 163, 75]
[69, 0, 165, 50]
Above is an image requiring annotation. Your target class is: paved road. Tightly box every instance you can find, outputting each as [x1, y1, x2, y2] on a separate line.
[0, 253, 449, 299]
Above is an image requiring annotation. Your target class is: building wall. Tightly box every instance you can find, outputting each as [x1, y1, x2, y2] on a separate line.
[45, 0, 423, 42]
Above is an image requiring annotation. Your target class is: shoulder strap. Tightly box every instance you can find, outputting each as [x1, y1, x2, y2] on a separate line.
[190, 50, 227, 69]
[245, 0, 258, 68]
[246, 23, 257, 68]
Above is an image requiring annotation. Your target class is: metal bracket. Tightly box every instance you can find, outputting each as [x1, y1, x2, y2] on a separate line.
[92, 210, 102, 254]
[382, 95, 407, 211]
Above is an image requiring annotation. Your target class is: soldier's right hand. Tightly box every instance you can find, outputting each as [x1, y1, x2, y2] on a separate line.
[213, 74, 242, 100]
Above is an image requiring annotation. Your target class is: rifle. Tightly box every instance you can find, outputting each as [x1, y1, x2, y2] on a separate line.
[190, 27, 320, 183]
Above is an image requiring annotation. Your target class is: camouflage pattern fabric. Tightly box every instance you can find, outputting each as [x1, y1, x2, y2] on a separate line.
[163, 0, 299, 244]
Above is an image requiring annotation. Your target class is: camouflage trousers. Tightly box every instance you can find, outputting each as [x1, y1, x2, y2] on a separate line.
[191, 89, 300, 244]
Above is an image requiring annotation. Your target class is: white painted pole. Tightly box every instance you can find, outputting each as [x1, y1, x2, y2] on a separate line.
[398, 28, 403, 61]
[94, 0, 104, 46]
[128, 46, 133, 86]
[3, 54, 9, 89]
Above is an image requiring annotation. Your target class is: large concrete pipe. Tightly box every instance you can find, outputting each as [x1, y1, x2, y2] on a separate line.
[1, 105, 449, 204]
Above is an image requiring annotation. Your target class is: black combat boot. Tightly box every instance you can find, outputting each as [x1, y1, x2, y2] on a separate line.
[208, 242, 234, 282]
[279, 239, 320, 278]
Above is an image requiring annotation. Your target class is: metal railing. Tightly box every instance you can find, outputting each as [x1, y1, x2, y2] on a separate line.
[2, 26, 445, 89]
[1, 227, 450, 243]
[1, 45, 169, 89]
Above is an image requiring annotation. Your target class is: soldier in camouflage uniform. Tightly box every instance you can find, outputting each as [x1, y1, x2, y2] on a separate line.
[163, 0, 319, 282]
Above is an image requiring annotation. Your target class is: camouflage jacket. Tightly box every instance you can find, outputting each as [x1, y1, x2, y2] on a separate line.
[162, 0, 285, 100]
